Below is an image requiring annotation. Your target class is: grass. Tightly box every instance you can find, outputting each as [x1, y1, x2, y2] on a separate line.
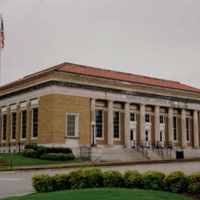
[0, 153, 88, 166]
[1, 188, 192, 200]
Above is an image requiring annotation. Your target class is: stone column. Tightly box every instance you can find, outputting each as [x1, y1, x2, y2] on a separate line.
[108, 100, 113, 146]
[90, 99, 96, 146]
[154, 106, 160, 143]
[193, 110, 199, 148]
[140, 104, 145, 141]
[124, 102, 130, 147]
[181, 109, 187, 148]
[168, 107, 173, 142]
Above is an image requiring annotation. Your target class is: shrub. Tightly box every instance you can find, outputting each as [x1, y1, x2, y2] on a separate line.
[32, 174, 53, 192]
[83, 168, 103, 188]
[52, 174, 71, 191]
[40, 153, 68, 161]
[24, 144, 38, 151]
[69, 169, 88, 189]
[46, 147, 72, 154]
[36, 146, 47, 158]
[23, 149, 37, 158]
[141, 170, 165, 190]
[66, 153, 75, 160]
[123, 170, 142, 188]
[103, 170, 124, 188]
[187, 172, 200, 193]
[164, 171, 187, 193]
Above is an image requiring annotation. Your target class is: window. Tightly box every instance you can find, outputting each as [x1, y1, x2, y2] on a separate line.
[130, 113, 136, 122]
[66, 113, 78, 137]
[113, 111, 120, 139]
[2, 114, 7, 141]
[186, 118, 190, 141]
[95, 110, 103, 138]
[145, 114, 151, 123]
[21, 110, 27, 139]
[173, 117, 177, 141]
[160, 115, 164, 124]
[32, 108, 38, 138]
[11, 112, 17, 140]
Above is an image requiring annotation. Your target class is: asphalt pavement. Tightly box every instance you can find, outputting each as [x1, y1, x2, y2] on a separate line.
[0, 160, 200, 199]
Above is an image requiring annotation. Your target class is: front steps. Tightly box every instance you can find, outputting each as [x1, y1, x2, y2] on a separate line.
[89, 147, 169, 162]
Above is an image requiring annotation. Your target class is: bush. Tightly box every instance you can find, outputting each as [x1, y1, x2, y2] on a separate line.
[40, 153, 69, 161]
[103, 170, 124, 188]
[46, 147, 72, 154]
[66, 153, 75, 160]
[141, 170, 165, 190]
[187, 172, 200, 193]
[36, 146, 47, 158]
[123, 170, 142, 188]
[52, 174, 71, 191]
[23, 149, 37, 158]
[83, 168, 103, 188]
[164, 171, 187, 193]
[24, 144, 38, 151]
[69, 169, 88, 189]
[32, 174, 53, 192]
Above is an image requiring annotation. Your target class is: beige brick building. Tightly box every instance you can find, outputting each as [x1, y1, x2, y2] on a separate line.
[1, 62, 200, 160]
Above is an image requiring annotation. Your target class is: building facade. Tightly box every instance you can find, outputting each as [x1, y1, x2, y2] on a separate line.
[1, 63, 200, 160]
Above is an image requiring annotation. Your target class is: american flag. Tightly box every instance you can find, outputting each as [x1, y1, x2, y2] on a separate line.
[1, 16, 5, 49]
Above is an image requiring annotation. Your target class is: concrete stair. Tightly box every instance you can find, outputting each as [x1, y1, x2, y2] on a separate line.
[92, 147, 149, 162]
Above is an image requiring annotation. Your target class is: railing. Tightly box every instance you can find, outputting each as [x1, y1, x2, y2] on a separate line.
[132, 140, 150, 159]
[151, 141, 183, 159]
[0, 143, 26, 153]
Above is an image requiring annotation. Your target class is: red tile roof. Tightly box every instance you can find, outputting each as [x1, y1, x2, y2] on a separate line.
[1, 62, 200, 93]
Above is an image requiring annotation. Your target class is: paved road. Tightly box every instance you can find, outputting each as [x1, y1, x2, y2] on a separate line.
[0, 161, 200, 199]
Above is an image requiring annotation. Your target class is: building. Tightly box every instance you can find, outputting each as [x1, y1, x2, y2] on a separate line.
[1, 62, 200, 161]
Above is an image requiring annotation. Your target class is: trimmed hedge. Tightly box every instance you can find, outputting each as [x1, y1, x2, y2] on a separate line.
[68, 168, 103, 189]
[124, 170, 142, 188]
[141, 170, 165, 190]
[103, 170, 124, 188]
[24, 145, 74, 161]
[164, 171, 187, 193]
[187, 172, 200, 193]
[32, 169, 200, 194]
[52, 174, 71, 191]
[32, 174, 53, 192]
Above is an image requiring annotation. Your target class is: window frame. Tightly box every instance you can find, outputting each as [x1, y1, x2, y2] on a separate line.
[159, 115, 164, 124]
[113, 111, 120, 139]
[130, 112, 136, 122]
[145, 114, 151, 123]
[31, 107, 38, 139]
[186, 117, 190, 142]
[95, 109, 104, 139]
[1, 114, 7, 142]
[173, 116, 178, 141]
[21, 110, 27, 140]
[11, 112, 17, 141]
[66, 113, 79, 138]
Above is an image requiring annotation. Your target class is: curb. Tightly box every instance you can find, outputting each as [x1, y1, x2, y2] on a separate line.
[10, 157, 200, 171]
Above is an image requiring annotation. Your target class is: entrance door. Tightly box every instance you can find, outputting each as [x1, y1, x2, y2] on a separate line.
[159, 130, 165, 147]
[130, 129, 136, 147]
[145, 130, 151, 147]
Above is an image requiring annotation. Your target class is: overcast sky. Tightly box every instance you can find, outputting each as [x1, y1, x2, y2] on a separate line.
[1, 0, 200, 88]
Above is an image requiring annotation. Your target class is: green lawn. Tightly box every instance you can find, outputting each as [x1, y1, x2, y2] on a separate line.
[1, 188, 192, 200]
[0, 153, 88, 166]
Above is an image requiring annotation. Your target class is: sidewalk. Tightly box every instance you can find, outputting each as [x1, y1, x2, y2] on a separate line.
[9, 157, 200, 171]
